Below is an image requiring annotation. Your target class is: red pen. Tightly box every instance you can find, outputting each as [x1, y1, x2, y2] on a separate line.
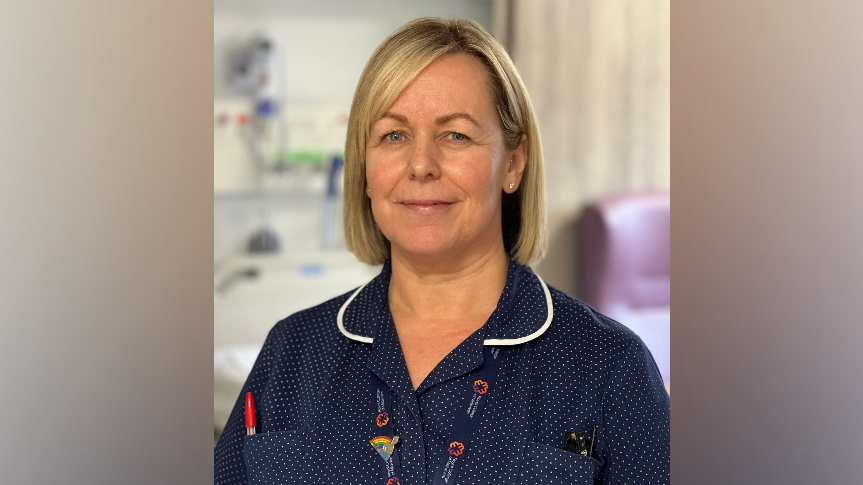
[245, 392, 257, 436]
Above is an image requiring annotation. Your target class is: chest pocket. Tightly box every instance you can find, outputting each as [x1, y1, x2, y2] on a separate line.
[517, 440, 601, 484]
[243, 430, 309, 484]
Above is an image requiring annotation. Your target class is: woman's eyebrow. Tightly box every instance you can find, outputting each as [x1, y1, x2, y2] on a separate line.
[380, 112, 409, 124]
[435, 112, 480, 127]
[378, 111, 481, 127]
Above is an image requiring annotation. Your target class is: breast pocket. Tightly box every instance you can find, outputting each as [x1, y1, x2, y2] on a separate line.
[517, 440, 601, 484]
[243, 430, 310, 484]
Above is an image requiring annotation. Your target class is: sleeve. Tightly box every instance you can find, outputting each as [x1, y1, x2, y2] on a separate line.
[213, 326, 281, 485]
[598, 338, 670, 484]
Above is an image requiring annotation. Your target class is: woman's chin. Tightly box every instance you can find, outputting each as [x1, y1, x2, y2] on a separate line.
[389, 234, 462, 260]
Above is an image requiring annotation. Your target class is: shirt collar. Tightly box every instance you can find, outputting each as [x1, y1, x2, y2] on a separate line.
[337, 257, 554, 346]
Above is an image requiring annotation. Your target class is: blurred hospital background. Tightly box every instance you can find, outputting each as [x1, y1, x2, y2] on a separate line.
[214, 0, 669, 438]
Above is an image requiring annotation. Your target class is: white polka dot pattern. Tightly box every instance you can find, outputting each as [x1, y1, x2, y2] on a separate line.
[517, 441, 600, 483]
[214, 259, 670, 484]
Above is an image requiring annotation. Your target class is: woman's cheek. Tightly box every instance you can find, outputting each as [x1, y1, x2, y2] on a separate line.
[366, 172, 395, 199]
[366, 151, 401, 185]
[364, 159, 384, 195]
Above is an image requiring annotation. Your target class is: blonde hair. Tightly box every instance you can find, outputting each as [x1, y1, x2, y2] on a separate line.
[344, 17, 546, 266]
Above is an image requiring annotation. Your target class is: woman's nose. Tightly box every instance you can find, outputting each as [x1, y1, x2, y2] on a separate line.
[406, 139, 442, 181]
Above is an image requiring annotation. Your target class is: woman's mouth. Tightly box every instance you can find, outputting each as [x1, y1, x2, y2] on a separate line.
[399, 200, 454, 213]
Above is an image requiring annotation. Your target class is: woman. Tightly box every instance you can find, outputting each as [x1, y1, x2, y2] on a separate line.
[215, 18, 669, 485]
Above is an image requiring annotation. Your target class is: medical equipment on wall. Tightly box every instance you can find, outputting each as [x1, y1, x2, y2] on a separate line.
[220, 33, 348, 253]
[231, 32, 290, 174]
[230, 32, 286, 253]
[320, 155, 344, 250]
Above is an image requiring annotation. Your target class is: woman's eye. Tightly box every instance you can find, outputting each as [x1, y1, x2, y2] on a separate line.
[449, 132, 467, 141]
[385, 132, 403, 142]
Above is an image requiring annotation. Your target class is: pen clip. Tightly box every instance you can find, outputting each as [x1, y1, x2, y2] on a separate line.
[563, 431, 579, 452]
[563, 427, 597, 458]
[576, 432, 587, 455]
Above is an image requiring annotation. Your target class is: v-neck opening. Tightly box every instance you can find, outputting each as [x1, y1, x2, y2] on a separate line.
[414, 323, 488, 395]
[360, 257, 531, 417]
[365, 300, 422, 421]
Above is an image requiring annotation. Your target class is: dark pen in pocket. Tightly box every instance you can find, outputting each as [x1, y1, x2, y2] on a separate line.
[563, 424, 597, 457]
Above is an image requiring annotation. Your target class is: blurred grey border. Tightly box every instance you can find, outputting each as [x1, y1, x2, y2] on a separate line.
[672, 0, 863, 483]
[0, 1, 213, 483]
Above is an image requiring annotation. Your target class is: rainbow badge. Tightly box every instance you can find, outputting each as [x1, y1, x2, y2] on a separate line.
[369, 435, 400, 461]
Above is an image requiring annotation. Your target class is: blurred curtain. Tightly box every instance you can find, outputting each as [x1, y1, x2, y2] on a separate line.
[504, 0, 670, 295]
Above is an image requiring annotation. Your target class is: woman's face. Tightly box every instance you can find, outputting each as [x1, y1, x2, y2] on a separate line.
[366, 53, 524, 263]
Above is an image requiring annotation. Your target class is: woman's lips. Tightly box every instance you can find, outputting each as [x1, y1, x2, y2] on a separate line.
[399, 200, 454, 213]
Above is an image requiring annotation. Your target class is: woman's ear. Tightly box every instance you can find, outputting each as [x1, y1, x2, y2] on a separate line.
[503, 134, 528, 193]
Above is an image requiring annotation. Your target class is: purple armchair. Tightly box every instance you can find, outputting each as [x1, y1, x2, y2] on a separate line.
[578, 192, 670, 386]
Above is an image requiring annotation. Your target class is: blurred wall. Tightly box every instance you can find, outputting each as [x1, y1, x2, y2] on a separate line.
[214, 0, 492, 104]
[510, 0, 671, 296]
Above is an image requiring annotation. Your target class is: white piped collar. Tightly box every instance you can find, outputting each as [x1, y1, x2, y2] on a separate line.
[336, 260, 554, 346]
[336, 282, 373, 344]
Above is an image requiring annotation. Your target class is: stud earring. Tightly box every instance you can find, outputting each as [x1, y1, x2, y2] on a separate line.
[509, 183, 515, 189]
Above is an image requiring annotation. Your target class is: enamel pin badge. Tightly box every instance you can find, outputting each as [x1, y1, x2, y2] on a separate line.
[369, 435, 399, 461]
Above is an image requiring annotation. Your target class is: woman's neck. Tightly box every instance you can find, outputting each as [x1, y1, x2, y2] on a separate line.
[388, 240, 510, 389]
[388, 241, 510, 326]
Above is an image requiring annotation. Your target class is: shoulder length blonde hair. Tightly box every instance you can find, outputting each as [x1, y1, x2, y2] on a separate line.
[344, 17, 546, 266]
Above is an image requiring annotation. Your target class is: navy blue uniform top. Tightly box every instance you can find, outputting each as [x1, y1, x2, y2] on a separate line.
[214, 258, 670, 484]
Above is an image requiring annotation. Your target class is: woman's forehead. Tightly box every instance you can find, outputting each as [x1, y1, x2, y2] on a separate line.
[380, 53, 495, 124]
